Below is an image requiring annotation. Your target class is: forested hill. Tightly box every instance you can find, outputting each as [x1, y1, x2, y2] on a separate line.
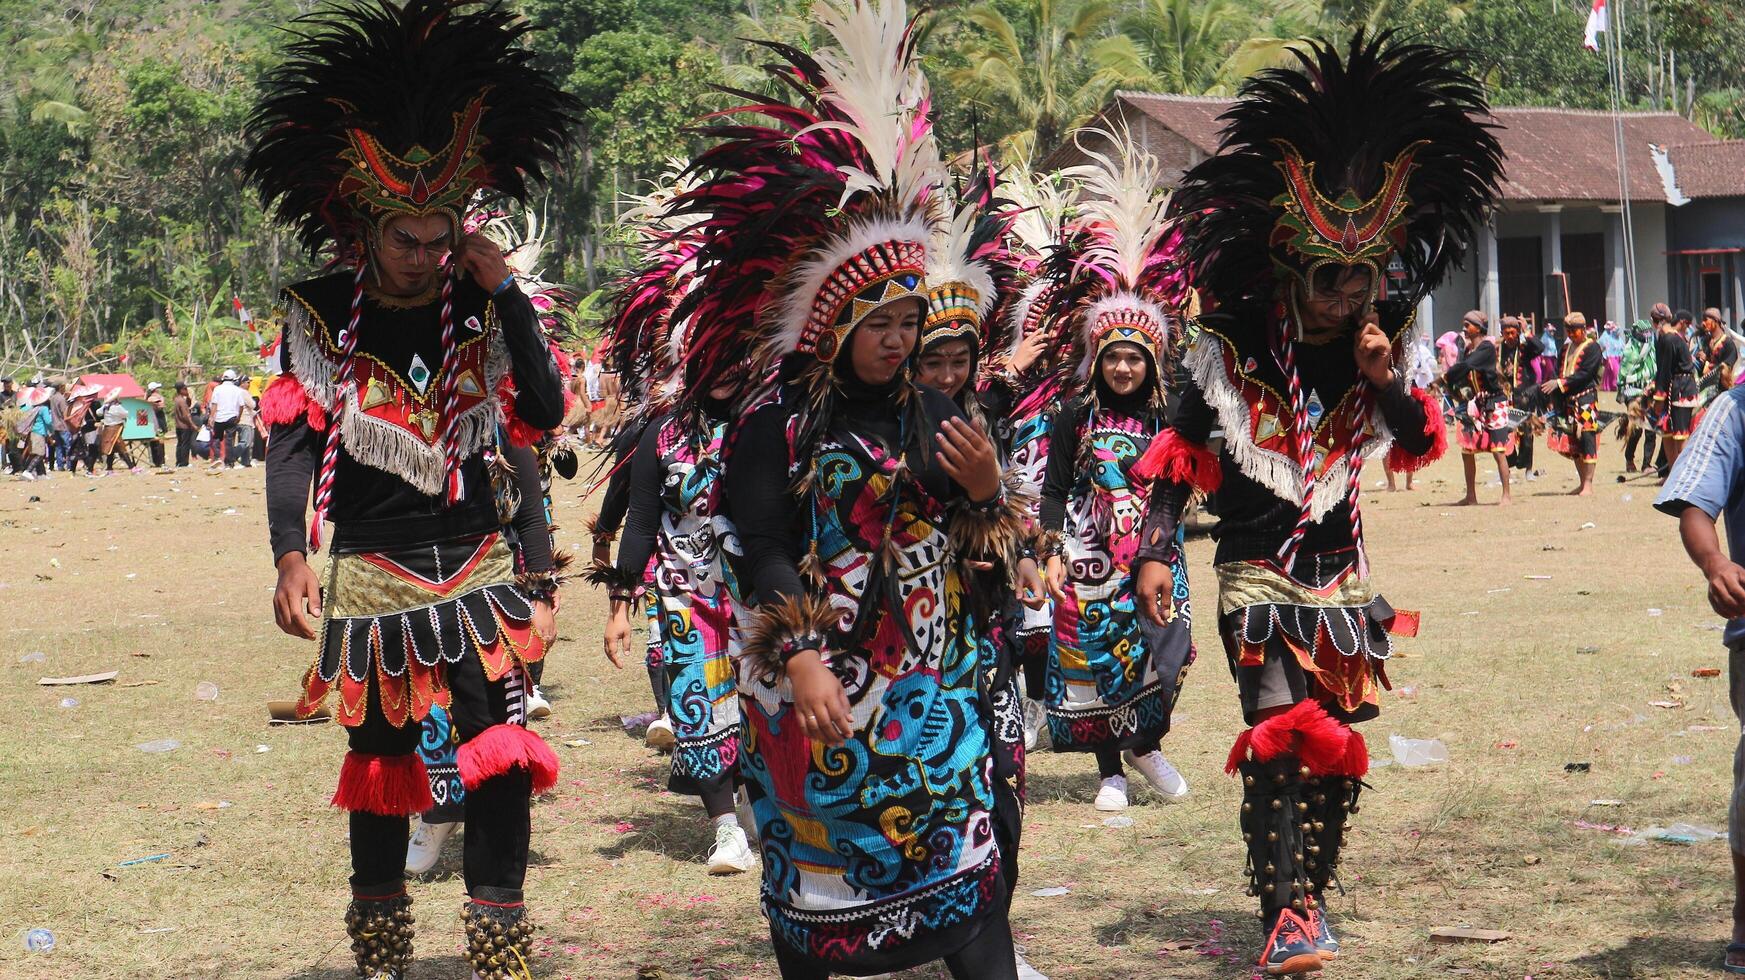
[1, 0, 1740, 377]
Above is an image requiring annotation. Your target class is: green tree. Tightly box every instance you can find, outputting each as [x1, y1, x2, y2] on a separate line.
[950, 0, 1152, 160]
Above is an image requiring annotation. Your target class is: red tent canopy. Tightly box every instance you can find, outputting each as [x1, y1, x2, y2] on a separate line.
[77, 373, 146, 401]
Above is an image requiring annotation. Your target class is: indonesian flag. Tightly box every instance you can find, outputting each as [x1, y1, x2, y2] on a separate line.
[1583, 0, 1607, 51]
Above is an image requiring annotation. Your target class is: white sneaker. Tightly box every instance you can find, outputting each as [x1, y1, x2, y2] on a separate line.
[1022, 698, 1046, 753]
[405, 816, 458, 875]
[644, 715, 676, 752]
[525, 686, 551, 720]
[706, 823, 755, 875]
[1124, 749, 1189, 802]
[1014, 944, 1050, 980]
[1094, 775, 1129, 811]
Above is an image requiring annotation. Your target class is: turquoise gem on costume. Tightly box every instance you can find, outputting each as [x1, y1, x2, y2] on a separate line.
[1306, 390, 1324, 424]
[408, 353, 431, 394]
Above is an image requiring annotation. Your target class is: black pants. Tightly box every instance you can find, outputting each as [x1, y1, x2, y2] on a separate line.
[175, 428, 194, 466]
[148, 437, 165, 468]
[345, 658, 532, 897]
[211, 419, 238, 465]
[769, 913, 1019, 980]
[104, 443, 136, 471]
[1019, 631, 1048, 700]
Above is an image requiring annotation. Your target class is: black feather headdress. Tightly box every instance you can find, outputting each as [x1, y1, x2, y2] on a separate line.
[244, 0, 579, 258]
[1171, 31, 1502, 313]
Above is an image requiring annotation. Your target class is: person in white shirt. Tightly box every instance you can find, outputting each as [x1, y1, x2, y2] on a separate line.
[208, 370, 253, 469]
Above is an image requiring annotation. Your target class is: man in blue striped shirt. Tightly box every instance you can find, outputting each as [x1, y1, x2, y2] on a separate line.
[1656, 383, 1745, 973]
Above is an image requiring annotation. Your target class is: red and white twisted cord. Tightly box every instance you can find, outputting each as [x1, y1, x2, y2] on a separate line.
[1340, 383, 1376, 579]
[308, 262, 366, 552]
[1275, 324, 1316, 572]
[437, 266, 463, 504]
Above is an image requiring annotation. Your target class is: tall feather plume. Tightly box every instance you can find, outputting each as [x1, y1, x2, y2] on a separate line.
[666, 0, 944, 410]
[1169, 30, 1503, 312]
[244, 0, 579, 258]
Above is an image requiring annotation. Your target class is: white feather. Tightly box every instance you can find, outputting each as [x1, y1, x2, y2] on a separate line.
[927, 196, 996, 320]
[1061, 125, 1173, 292]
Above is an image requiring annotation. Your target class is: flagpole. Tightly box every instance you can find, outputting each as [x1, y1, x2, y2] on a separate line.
[1602, 0, 1640, 324]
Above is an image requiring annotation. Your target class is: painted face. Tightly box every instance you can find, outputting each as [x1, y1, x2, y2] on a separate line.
[1297, 264, 1374, 337]
[373, 213, 453, 296]
[915, 338, 975, 399]
[1462, 322, 1484, 346]
[1098, 342, 1149, 397]
[847, 299, 922, 386]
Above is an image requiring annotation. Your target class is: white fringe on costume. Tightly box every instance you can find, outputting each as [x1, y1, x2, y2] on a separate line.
[1185, 332, 1395, 523]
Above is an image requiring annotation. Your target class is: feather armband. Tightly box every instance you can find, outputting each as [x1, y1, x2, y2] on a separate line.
[741, 593, 840, 679]
[948, 468, 1035, 566]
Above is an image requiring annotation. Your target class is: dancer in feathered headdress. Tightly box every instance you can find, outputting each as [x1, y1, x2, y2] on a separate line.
[991, 163, 1085, 749]
[1130, 32, 1501, 974]
[1032, 126, 1197, 814]
[245, 3, 577, 976]
[673, 0, 1032, 973]
[584, 168, 757, 878]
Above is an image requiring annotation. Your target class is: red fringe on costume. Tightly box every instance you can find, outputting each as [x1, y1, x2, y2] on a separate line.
[331, 751, 435, 815]
[1224, 700, 1369, 779]
[1130, 429, 1223, 493]
[259, 372, 328, 431]
[1385, 386, 1445, 474]
[457, 723, 560, 793]
[497, 339, 578, 448]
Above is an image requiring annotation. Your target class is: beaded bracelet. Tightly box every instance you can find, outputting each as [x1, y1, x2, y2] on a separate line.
[777, 633, 827, 665]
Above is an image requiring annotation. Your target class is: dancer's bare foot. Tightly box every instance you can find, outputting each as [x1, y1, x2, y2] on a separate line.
[1456, 496, 1478, 506]
[1498, 494, 1513, 506]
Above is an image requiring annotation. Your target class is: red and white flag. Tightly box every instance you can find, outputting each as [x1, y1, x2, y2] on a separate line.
[1583, 0, 1608, 51]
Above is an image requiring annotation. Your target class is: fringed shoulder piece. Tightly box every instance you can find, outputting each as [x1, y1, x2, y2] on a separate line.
[260, 372, 328, 432]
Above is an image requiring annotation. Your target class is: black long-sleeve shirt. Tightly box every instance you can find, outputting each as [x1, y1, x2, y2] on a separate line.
[592, 417, 651, 538]
[1448, 338, 1503, 400]
[1654, 329, 1696, 394]
[1038, 391, 1155, 532]
[1560, 339, 1603, 397]
[266, 282, 563, 564]
[725, 380, 969, 605]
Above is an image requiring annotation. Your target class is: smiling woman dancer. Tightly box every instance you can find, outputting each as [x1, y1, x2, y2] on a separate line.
[1035, 129, 1197, 814]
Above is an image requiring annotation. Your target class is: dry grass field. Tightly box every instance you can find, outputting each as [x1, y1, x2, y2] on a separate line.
[0, 439, 1738, 979]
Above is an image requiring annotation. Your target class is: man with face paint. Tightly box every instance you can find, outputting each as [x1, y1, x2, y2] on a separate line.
[1128, 34, 1501, 975]
[244, 3, 577, 976]
[1498, 315, 1544, 479]
[672, 1, 1035, 974]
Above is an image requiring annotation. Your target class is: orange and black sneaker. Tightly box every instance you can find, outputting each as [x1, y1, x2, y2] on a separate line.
[1259, 909, 1324, 976]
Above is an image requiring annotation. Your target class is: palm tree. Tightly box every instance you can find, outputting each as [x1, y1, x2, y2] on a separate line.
[949, 0, 1152, 161]
[1121, 0, 1237, 95]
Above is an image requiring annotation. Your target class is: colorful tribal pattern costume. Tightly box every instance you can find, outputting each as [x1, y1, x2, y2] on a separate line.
[1132, 32, 1499, 975]
[247, 3, 577, 977]
[667, 0, 1032, 972]
[1038, 129, 1195, 761]
[610, 407, 744, 803]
